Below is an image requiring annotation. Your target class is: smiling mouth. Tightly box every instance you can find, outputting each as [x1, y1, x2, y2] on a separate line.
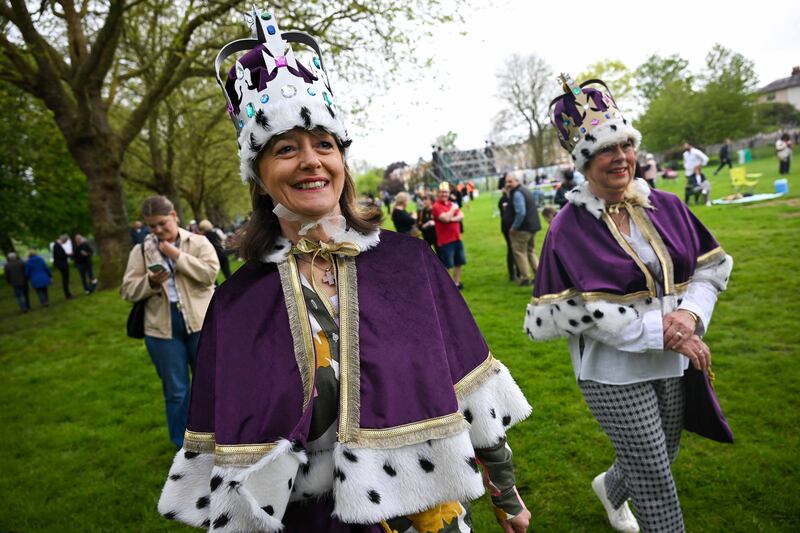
[293, 179, 329, 190]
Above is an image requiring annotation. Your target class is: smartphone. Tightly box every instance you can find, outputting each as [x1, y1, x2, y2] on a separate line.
[147, 263, 167, 273]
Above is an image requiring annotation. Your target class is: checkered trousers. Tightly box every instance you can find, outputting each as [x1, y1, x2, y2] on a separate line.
[579, 377, 685, 533]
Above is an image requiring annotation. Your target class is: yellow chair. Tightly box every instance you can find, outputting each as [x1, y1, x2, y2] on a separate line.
[730, 167, 761, 193]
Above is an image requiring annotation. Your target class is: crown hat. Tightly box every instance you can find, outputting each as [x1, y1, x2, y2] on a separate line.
[549, 74, 641, 170]
[214, 6, 351, 183]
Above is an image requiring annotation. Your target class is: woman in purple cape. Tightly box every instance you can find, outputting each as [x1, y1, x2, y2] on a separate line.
[524, 75, 733, 533]
[155, 6, 532, 532]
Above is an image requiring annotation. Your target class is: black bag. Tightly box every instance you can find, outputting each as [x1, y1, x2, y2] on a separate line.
[126, 244, 149, 339]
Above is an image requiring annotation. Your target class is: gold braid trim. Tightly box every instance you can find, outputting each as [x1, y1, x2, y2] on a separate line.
[696, 247, 726, 267]
[345, 413, 469, 450]
[183, 430, 215, 453]
[337, 256, 361, 444]
[213, 442, 280, 467]
[279, 257, 315, 410]
[454, 352, 499, 399]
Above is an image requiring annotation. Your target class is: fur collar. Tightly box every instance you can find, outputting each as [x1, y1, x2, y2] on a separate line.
[261, 228, 381, 264]
[565, 178, 652, 219]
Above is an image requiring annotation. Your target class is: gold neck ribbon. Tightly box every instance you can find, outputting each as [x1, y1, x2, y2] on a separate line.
[289, 238, 361, 317]
[606, 198, 641, 215]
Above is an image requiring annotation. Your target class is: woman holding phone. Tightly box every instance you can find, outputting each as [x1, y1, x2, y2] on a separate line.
[121, 195, 220, 448]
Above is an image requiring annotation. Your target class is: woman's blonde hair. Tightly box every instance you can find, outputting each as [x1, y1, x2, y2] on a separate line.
[394, 192, 409, 207]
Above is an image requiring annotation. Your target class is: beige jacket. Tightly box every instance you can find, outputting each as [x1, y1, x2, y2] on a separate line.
[121, 228, 220, 339]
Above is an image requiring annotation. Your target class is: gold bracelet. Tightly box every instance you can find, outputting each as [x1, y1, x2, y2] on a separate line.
[682, 309, 700, 326]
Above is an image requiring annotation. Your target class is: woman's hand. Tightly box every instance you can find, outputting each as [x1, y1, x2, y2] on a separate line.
[663, 310, 697, 351]
[679, 334, 711, 371]
[158, 240, 181, 261]
[148, 270, 169, 288]
[500, 507, 531, 533]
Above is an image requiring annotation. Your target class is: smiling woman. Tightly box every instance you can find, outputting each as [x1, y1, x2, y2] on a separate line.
[153, 6, 533, 533]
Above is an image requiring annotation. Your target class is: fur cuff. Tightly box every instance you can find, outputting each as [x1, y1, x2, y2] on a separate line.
[694, 253, 733, 292]
[331, 431, 484, 524]
[158, 439, 307, 531]
[524, 292, 664, 341]
[458, 361, 532, 449]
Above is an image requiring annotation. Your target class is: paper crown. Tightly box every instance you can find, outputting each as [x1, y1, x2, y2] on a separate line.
[549, 74, 641, 170]
[214, 6, 350, 183]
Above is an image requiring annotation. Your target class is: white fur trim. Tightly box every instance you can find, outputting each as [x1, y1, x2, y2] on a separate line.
[158, 439, 307, 531]
[331, 431, 484, 524]
[525, 292, 665, 341]
[261, 229, 381, 264]
[566, 178, 652, 219]
[458, 361, 532, 449]
[238, 99, 350, 184]
[694, 253, 733, 292]
[289, 448, 335, 502]
[572, 117, 642, 170]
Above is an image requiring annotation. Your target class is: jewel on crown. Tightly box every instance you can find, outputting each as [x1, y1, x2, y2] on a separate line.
[218, 5, 338, 136]
[551, 73, 625, 153]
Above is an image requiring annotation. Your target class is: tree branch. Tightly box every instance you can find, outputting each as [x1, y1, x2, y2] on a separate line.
[72, 0, 124, 91]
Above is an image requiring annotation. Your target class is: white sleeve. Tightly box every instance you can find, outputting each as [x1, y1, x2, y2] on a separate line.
[678, 279, 718, 336]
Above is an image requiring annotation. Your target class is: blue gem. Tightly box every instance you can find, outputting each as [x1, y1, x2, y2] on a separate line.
[323, 92, 332, 105]
[313, 57, 321, 69]
[307, 88, 316, 96]
[572, 87, 581, 96]
[246, 103, 255, 118]
[260, 94, 269, 104]
[605, 113, 610, 119]
[580, 127, 586, 133]
[267, 25, 276, 35]
[563, 119, 570, 127]
[239, 120, 243, 127]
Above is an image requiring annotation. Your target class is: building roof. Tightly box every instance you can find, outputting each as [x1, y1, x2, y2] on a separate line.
[759, 68, 800, 94]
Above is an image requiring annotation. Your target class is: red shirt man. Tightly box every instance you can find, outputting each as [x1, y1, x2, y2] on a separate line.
[432, 183, 466, 288]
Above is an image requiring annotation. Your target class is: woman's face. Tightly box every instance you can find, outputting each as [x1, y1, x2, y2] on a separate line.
[584, 140, 636, 201]
[257, 129, 345, 219]
[144, 211, 179, 242]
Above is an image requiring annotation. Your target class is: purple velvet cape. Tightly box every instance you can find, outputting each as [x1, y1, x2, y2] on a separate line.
[186, 230, 489, 448]
[534, 189, 720, 299]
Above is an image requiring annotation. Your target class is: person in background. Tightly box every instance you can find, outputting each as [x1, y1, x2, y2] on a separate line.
[4, 252, 30, 313]
[776, 133, 793, 175]
[73, 234, 98, 294]
[498, 178, 519, 282]
[682, 142, 710, 206]
[505, 174, 542, 287]
[433, 181, 467, 289]
[541, 206, 557, 224]
[390, 192, 419, 236]
[642, 153, 659, 189]
[526, 74, 734, 533]
[24, 250, 51, 308]
[713, 139, 733, 176]
[131, 220, 150, 246]
[52, 234, 74, 300]
[199, 219, 232, 280]
[554, 169, 577, 209]
[121, 195, 219, 449]
[418, 194, 438, 253]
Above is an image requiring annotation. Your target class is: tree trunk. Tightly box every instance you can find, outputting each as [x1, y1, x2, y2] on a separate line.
[69, 141, 130, 290]
[0, 229, 16, 256]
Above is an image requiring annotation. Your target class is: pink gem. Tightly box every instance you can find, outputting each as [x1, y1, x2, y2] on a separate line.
[591, 119, 599, 126]
[274, 56, 287, 68]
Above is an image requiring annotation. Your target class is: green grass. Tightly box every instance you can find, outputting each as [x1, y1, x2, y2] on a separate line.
[1, 155, 798, 531]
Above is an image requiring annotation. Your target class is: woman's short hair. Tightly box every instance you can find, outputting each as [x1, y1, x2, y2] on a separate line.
[237, 134, 382, 262]
[198, 220, 214, 232]
[394, 192, 409, 206]
[141, 196, 175, 218]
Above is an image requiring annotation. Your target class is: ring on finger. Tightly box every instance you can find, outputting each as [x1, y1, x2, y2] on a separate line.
[675, 331, 684, 339]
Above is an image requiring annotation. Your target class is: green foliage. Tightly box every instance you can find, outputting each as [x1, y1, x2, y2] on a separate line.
[434, 130, 459, 150]
[755, 102, 800, 130]
[637, 45, 759, 152]
[578, 59, 634, 105]
[1, 152, 798, 531]
[354, 167, 384, 195]
[635, 53, 691, 105]
[0, 82, 92, 248]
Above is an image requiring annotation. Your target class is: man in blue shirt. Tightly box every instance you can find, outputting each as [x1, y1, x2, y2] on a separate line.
[505, 175, 542, 286]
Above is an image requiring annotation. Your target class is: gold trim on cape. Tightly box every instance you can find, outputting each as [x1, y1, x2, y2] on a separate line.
[628, 205, 676, 295]
[601, 211, 657, 297]
[454, 352, 499, 399]
[280, 257, 316, 410]
[697, 247, 726, 266]
[183, 430, 215, 453]
[337, 256, 361, 444]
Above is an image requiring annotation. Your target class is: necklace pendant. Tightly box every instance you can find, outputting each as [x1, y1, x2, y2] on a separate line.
[322, 269, 336, 286]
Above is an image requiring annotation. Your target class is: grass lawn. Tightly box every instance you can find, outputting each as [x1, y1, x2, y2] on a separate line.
[1, 154, 798, 531]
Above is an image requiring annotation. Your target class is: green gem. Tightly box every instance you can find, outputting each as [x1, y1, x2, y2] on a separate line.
[260, 12, 272, 20]
[313, 57, 321, 69]
[572, 87, 581, 96]
[246, 103, 255, 118]
[323, 92, 332, 105]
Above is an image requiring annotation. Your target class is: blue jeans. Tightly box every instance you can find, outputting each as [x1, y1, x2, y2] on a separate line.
[145, 303, 201, 448]
[13, 285, 30, 311]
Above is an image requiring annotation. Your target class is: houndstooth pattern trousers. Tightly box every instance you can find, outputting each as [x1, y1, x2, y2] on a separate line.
[579, 377, 685, 533]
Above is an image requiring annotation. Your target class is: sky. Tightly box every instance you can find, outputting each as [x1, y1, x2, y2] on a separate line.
[340, 0, 800, 169]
